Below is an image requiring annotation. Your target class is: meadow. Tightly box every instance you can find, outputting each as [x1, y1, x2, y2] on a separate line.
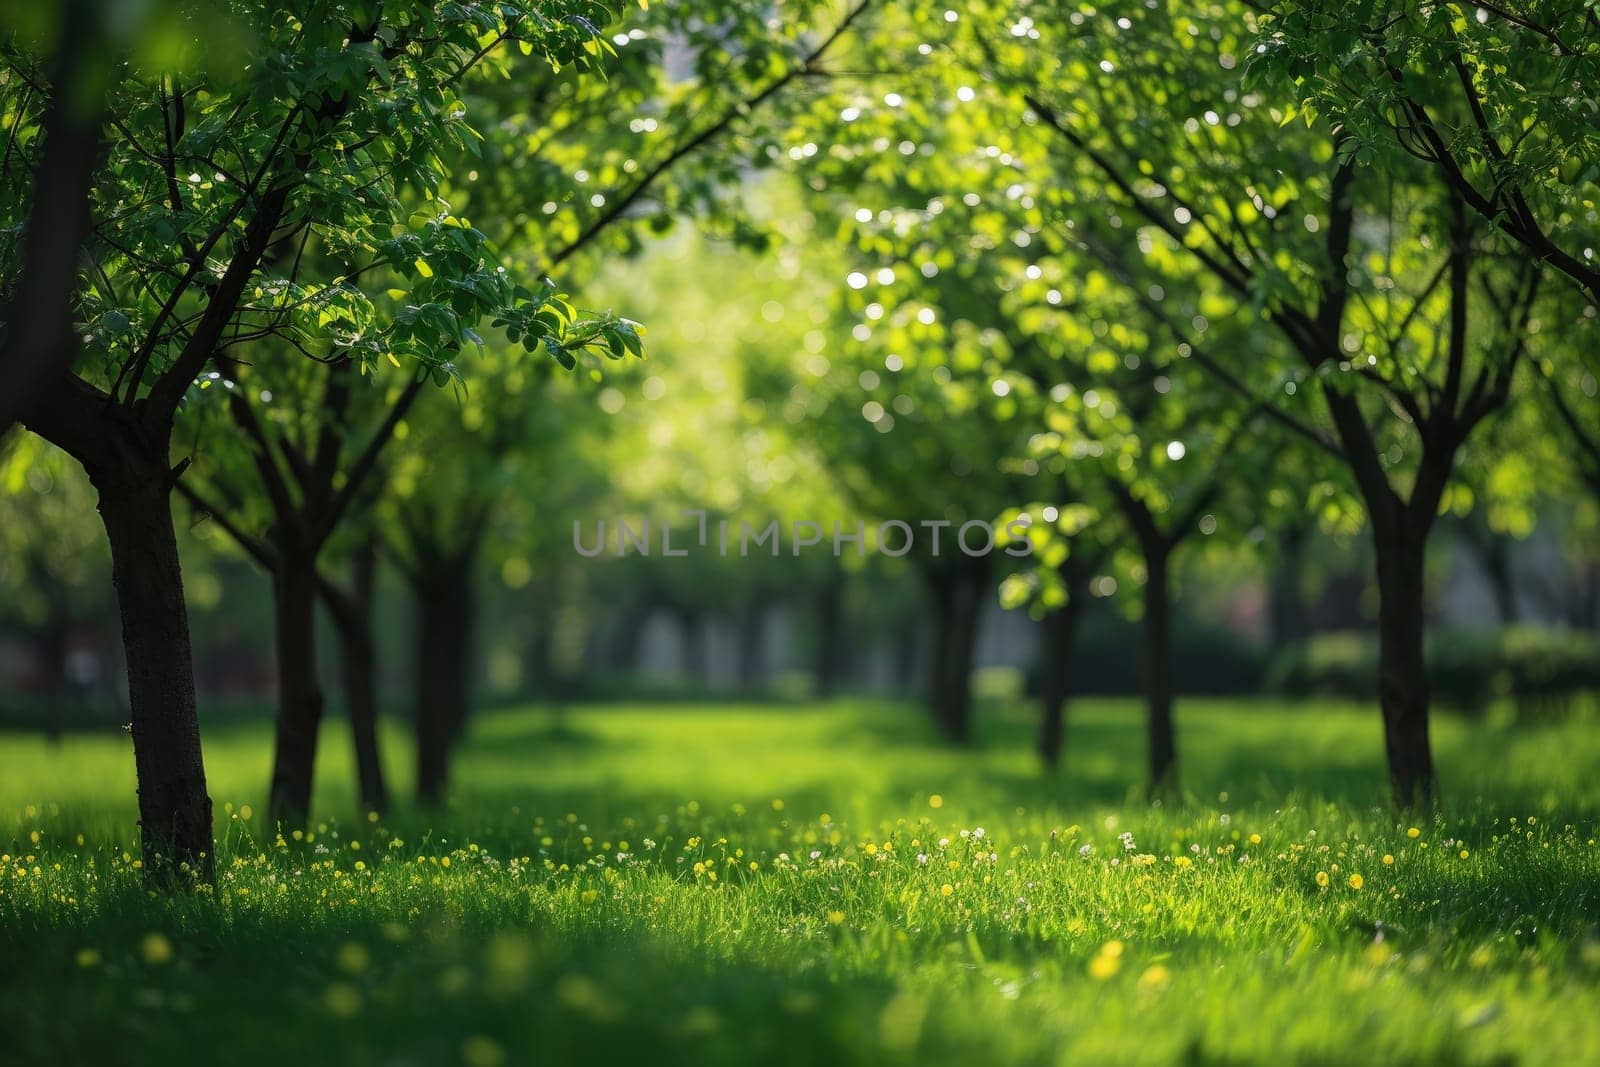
[4, 698, 1599, 1065]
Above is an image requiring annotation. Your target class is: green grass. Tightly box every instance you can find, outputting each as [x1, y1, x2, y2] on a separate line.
[3, 698, 1599, 1065]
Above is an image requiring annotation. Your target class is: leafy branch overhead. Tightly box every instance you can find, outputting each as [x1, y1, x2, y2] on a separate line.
[4, 0, 645, 444]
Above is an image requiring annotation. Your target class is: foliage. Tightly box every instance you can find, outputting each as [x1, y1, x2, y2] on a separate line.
[1253, 0, 1600, 299]
[1, 0, 638, 427]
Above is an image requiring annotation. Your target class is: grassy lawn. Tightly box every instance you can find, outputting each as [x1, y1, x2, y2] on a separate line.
[3, 698, 1599, 1065]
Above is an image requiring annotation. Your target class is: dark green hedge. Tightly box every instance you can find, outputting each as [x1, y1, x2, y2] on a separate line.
[1264, 626, 1600, 718]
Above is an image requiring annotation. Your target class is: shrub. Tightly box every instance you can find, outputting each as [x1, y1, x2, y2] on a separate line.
[1264, 626, 1600, 719]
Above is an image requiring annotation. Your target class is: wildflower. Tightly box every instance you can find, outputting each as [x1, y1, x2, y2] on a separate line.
[1348, 873, 1364, 890]
[1173, 856, 1193, 869]
[337, 943, 370, 974]
[1249, 833, 1261, 845]
[827, 910, 846, 925]
[940, 883, 954, 897]
[1315, 871, 1330, 887]
[1406, 827, 1420, 839]
[1138, 964, 1171, 990]
[461, 1036, 505, 1067]
[1459, 849, 1470, 859]
[1088, 941, 1123, 979]
[141, 932, 173, 965]
[929, 794, 943, 809]
[324, 982, 362, 1018]
[1382, 854, 1394, 865]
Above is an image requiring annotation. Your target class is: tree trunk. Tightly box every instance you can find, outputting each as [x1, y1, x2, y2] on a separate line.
[1142, 544, 1177, 795]
[736, 602, 766, 693]
[1374, 525, 1436, 809]
[678, 606, 710, 686]
[94, 474, 214, 883]
[1463, 525, 1518, 624]
[1269, 522, 1311, 650]
[925, 563, 986, 744]
[37, 613, 72, 744]
[267, 551, 323, 827]
[609, 596, 654, 674]
[815, 570, 846, 697]
[893, 622, 920, 694]
[334, 538, 388, 815]
[413, 554, 476, 806]
[1037, 570, 1088, 770]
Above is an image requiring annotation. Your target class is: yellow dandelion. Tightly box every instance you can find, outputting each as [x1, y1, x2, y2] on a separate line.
[940, 883, 954, 897]
[1406, 827, 1420, 839]
[1088, 941, 1124, 979]
[323, 981, 362, 1018]
[1138, 964, 1171, 990]
[141, 932, 173, 965]
[336, 943, 370, 974]
[827, 910, 846, 926]
[1315, 870, 1330, 887]
[1382, 854, 1394, 865]
[1459, 849, 1470, 859]
[929, 794, 944, 809]
[1348, 873, 1364, 890]
[1248, 833, 1261, 846]
[461, 1036, 506, 1067]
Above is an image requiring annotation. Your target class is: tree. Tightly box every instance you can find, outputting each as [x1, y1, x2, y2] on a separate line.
[744, 228, 1036, 742]
[928, 0, 1543, 807]
[1257, 2, 1600, 301]
[4, 0, 633, 880]
[789, 18, 1289, 786]
[174, 357, 421, 822]
[363, 0, 872, 801]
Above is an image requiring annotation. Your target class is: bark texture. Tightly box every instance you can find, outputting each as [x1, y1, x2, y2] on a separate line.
[95, 472, 214, 882]
[413, 553, 477, 806]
